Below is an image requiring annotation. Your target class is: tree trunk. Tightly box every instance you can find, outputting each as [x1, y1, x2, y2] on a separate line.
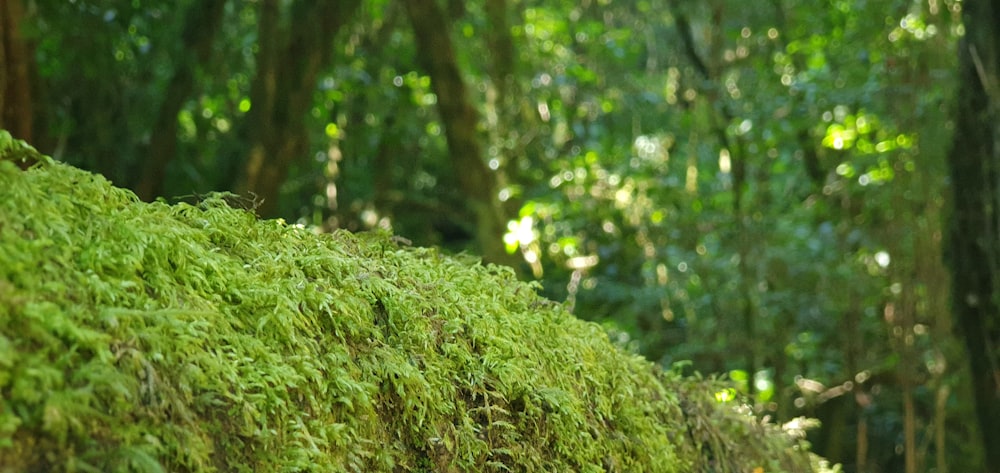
[238, 0, 362, 217]
[0, 0, 34, 142]
[484, 0, 514, 98]
[946, 1, 1000, 471]
[402, 0, 516, 267]
[135, 0, 227, 201]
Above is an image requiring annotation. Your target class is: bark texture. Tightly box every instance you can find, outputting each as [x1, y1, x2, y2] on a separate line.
[946, 1, 1000, 471]
[0, 0, 34, 142]
[402, 0, 514, 266]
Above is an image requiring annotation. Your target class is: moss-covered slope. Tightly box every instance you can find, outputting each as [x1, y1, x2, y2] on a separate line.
[0, 132, 832, 472]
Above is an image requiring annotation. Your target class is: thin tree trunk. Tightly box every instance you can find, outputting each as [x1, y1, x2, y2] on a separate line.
[484, 0, 514, 98]
[903, 384, 916, 473]
[240, 0, 280, 206]
[135, 0, 227, 201]
[0, 0, 34, 142]
[238, 0, 362, 217]
[946, 1, 1000, 471]
[402, 0, 515, 266]
[934, 384, 949, 473]
[856, 413, 868, 472]
[668, 0, 761, 386]
[482, 0, 522, 209]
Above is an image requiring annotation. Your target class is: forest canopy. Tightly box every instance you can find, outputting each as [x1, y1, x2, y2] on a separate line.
[2, 0, 998, 472]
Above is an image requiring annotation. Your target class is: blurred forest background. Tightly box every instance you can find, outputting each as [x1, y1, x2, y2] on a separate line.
[2, 0, 1000, 471]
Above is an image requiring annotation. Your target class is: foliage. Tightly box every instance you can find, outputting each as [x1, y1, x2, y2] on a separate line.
[9, 0, 984, 470]
[0, 137, 828, 472]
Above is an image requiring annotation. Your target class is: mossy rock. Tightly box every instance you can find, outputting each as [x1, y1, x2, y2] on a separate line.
[0, 131, 836, 472]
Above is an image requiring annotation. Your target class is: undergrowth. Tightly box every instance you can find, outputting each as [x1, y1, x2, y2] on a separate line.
[0, 130, 833, 472]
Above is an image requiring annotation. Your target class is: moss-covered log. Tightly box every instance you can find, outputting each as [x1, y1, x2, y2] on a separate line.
[0, 131, 835, 472]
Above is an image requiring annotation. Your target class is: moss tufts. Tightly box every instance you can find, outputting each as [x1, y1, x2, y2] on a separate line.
[0, 133, 833, 472]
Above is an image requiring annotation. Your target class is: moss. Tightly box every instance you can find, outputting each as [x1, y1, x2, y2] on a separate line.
[0, 131, 835, 472]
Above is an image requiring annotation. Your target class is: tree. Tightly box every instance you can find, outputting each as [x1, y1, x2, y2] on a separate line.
[401, 0, 515, 267]
[134, 0, 227, 201]
[237, 0, 362, 217]
[0, 0, 34, 142]
[946, 0, 1000, 470]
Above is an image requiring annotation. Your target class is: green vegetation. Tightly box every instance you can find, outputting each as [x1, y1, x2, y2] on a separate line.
[5, 1, 999, 470]
[0, 133, 835, 472]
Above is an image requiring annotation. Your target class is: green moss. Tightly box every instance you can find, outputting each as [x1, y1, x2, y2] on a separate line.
[0, 131, 834, 472]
